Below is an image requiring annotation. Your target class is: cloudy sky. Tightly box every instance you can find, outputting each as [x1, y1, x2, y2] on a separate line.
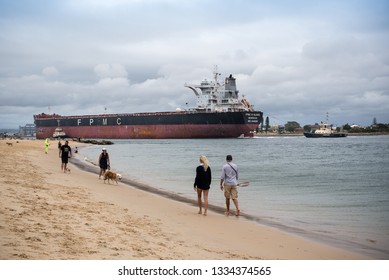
[1, 0, 388, 128]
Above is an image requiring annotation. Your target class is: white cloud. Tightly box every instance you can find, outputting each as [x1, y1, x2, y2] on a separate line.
[93, 64, 128, 79]
[42, 67, 59, 77]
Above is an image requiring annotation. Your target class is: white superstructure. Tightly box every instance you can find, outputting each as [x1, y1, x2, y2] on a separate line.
[185, 68, 254, 112]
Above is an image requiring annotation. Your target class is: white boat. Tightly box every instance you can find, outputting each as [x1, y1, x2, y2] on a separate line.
[304, 114, 347, 138]
[52, 127, 67, 139]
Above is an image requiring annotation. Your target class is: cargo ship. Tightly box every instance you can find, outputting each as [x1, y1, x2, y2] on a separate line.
[34, 70, 263, 139]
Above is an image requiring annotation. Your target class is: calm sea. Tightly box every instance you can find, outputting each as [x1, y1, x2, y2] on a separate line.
[77, 135, 389, 259]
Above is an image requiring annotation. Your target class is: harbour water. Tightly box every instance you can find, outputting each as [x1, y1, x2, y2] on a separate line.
[77, 135, 389, 259]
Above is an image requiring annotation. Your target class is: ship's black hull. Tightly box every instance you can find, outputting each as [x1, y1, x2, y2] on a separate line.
[304, 132, 347, 138]
[34, 111, 262, 139]
[53, 134, 68, 139]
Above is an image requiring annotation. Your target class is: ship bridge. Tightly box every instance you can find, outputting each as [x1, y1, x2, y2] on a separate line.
[185, 71, 253, 112]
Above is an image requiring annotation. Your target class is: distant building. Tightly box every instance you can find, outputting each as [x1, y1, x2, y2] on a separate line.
[294, 127, 304, 134]
[268, 125, 285, 133]
[277, 125, 285, 133]
[308, 124, 320, 131]
[19, 124, 36, 137]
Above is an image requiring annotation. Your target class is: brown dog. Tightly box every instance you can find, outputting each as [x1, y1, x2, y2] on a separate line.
[103, 170, 122, 184]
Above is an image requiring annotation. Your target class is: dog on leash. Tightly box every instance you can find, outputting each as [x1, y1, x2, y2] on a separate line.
[103, 170, 122, 184]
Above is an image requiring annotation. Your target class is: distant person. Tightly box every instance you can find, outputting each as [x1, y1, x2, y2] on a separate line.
[98, 148, 110, 179]
[74, 147, 78, 153]
[194, 155, 212, 216]
[59, 140, 72, 173]
[58, 140, 62, 151]
[44, 138, 50, 154]
[220, 155, 240, 216]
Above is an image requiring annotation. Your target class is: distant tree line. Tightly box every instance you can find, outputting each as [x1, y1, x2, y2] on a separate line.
[259, 116, 389, 134]
[343, 123, 389, 133]
[285, 121, 301, 133]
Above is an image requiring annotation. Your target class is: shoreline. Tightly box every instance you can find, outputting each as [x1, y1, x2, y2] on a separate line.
[74, 147, 385, 259]
[0, 139, 370, 259]
[253, 132, 389, 137]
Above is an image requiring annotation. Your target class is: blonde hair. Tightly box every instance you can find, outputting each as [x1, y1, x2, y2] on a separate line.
[199, 155, 209, 171]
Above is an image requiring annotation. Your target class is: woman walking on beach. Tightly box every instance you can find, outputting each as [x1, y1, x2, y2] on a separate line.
[194, 155, 212, 216]
[98, 148, 110, 179]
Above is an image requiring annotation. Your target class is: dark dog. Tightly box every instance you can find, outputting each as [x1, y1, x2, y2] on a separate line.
[103, 170, 122, 184]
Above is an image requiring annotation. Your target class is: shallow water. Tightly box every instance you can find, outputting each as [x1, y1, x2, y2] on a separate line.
[78, 135, 389, 259]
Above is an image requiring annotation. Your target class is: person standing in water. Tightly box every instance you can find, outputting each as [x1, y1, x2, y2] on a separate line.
[194, 155, 212, 216]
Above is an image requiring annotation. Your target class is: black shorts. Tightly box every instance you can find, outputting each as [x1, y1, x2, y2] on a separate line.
[196, 185, 210, 190]
[61, 157, 69, 164]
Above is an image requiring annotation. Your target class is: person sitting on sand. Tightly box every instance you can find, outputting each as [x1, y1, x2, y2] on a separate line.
[194, 155, 212, 216]
[220, 155, 240, 216]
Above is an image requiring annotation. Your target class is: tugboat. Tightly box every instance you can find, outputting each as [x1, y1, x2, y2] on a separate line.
[52, 127, 67, 139]
[304, 114, 347, 138]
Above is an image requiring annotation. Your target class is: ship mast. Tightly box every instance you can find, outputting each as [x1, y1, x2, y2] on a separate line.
[213, 65, 221, 85]
[210, 65, 222, 111]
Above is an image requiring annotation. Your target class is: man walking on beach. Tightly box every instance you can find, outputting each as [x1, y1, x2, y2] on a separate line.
[220, 155, 240, 216]
[59, 140, 72, 173]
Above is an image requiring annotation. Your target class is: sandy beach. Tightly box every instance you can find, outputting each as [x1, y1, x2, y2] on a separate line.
[0, 139, 369, 260]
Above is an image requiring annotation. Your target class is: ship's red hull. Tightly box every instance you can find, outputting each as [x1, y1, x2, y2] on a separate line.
[35, 123, 258, 139]
[34, 110, 262, 139]
[34, 72, 263, 139]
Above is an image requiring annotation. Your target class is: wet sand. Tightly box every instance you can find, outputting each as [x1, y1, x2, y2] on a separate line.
[0, 139, 369, 259]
